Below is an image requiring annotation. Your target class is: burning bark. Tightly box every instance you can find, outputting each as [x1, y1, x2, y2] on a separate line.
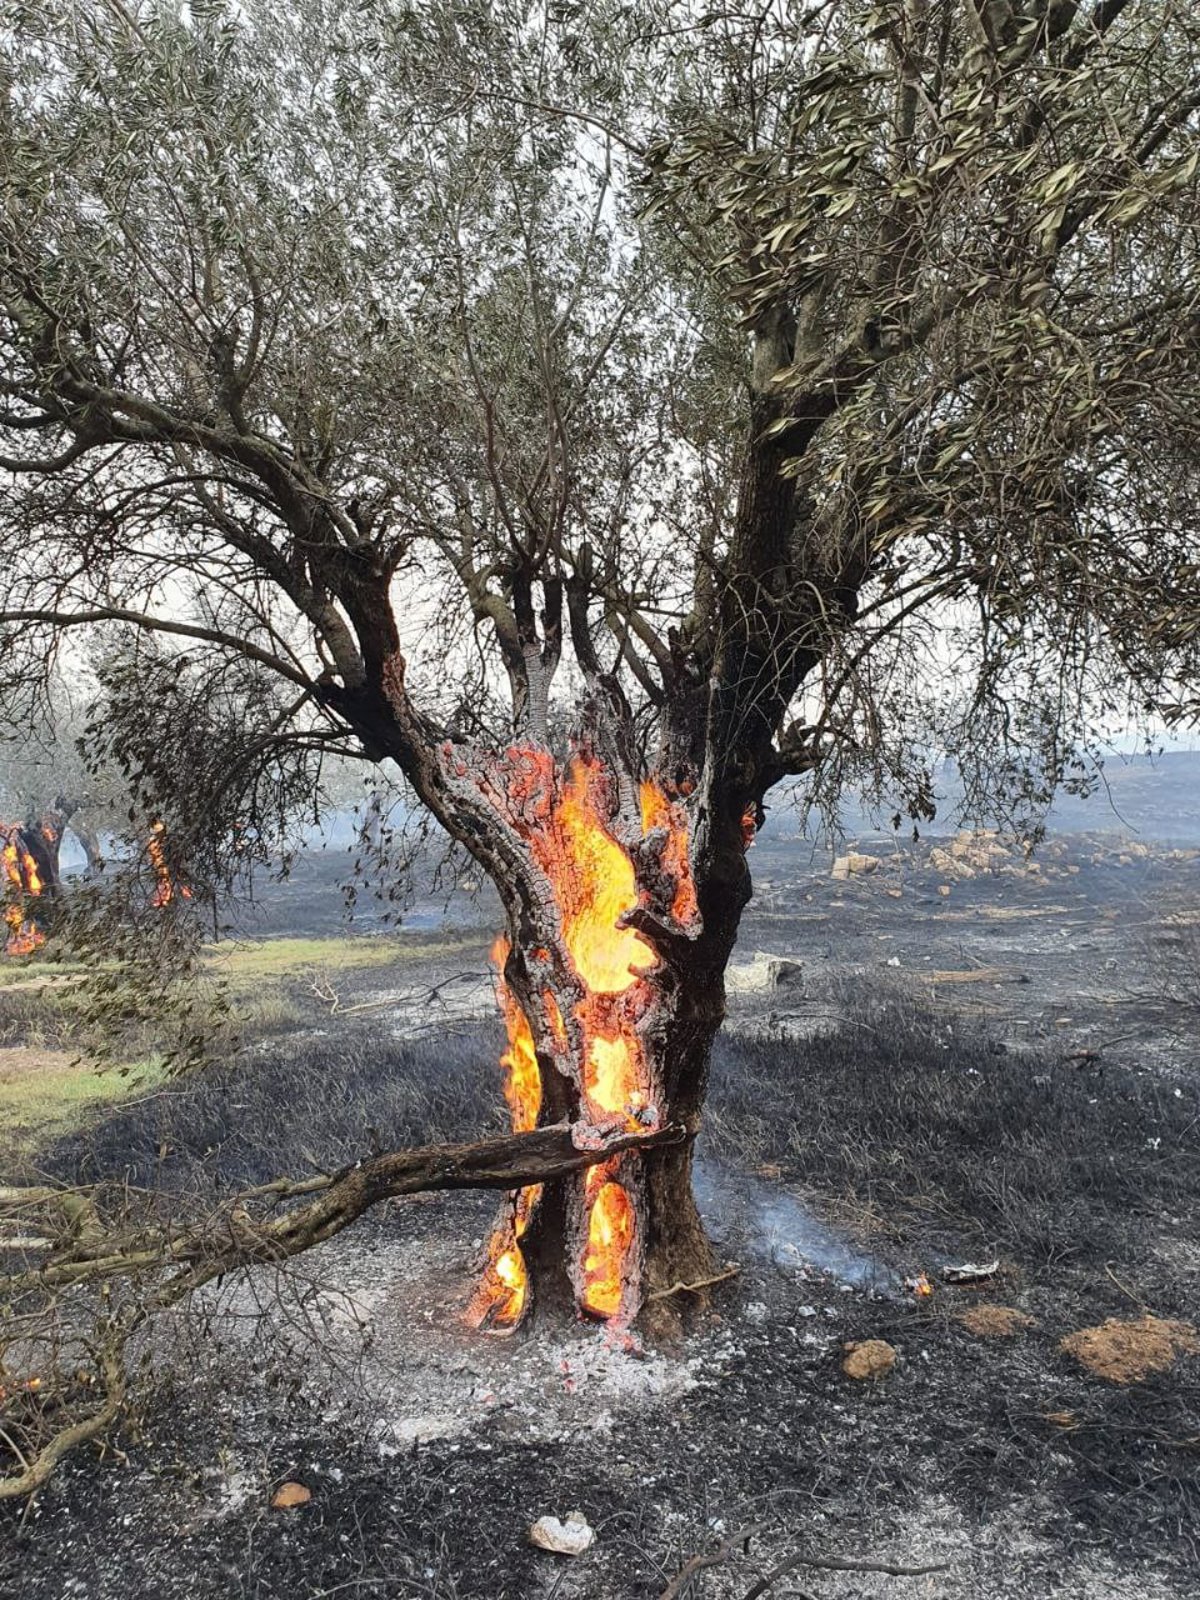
[1, 817, 59, 956]
[464, 742, 719, 1334]
[147, 820, 192, 907]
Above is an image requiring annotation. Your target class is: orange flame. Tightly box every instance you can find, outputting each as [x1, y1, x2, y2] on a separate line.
[2, 833, 46, 956]
[466, 938, 543, 1333]
[581, 1162, 636, 1319]
[148, 821, 193, 907]
[466, 1182, 541, 1332]
[490, 936, 542, 1135]
[471, 751, 698, 1326]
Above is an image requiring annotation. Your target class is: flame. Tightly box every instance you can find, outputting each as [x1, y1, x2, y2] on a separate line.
[466, 1182, 541, 1332]
[581, 1162, 636, 1319]
[2, 832, 46, 956]
[148, 820, 193, 907]
[547, 762, 655, 993]
[466, 939, 543, 1333]
[490, 937, 541, 1134]
[471, 752, 698, 1325]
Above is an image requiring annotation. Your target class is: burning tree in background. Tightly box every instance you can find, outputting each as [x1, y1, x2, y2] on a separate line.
[146, 821, 192, 909]
[2, 0, 1200, 1334]
[0, 803, 71, 955]
[1, 823, 47, 955]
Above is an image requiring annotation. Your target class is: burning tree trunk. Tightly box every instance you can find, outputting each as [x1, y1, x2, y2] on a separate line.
[147, 820, 192, 907]
[431, 726, 751, 1337]
[1, 810, 65, 956]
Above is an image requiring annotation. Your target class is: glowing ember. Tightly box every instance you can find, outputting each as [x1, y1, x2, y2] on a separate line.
[148, 821, 193, 907]
[581, 1163, 636, 1319]
[640, 780, 700, 923]
[2, 830, 46, 956]
[741, 804, 758, 850]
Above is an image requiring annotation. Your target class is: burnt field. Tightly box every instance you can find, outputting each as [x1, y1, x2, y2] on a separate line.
[2, 829, 1199, 1599]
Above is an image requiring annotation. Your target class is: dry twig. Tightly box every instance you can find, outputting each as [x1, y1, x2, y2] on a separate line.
[742, 1549, 950, 1598]
[659, 1523, 767, 1600]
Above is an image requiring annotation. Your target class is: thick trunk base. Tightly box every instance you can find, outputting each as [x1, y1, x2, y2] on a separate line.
[514, 1140, 717, 1339]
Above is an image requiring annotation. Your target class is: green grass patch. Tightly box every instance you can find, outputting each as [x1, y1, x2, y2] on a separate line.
[201, 930, 484, 980]
[0, 932, 489, 1161]
[0, 1051, 166, 1163]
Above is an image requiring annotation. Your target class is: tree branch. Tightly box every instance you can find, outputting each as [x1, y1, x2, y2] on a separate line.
[0, 606, 314, 691]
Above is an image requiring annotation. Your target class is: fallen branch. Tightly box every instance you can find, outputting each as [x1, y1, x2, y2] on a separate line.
[659, 1523, 767, 1599]
[0, 1338, 128, 1500]
[1, 1120, 685, 1499]
[742, 1549, 951, 1598]
[2, 1121, 686, 1299]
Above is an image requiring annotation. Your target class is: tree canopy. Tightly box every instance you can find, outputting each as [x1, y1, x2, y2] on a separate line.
[2, 0, 1199, 845]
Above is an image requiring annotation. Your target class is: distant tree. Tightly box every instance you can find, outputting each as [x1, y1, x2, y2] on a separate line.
[1, 0, 1198, 1369]
[0, 682, 117, 874]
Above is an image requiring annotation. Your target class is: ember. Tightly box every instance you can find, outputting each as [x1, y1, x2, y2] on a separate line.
[148, 820, 193, 907]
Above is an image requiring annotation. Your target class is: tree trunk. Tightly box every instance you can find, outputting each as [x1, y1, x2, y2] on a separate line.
[446, 710, 751, 1338]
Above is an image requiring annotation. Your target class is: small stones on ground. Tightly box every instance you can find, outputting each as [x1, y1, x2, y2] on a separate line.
[270, 1482, 312, 1509]
[1060, 1315, 1200, 1383]
[841, 1339, 896, 1380]
[957, 1304, 1036, 1337]
[831, 851, 880, 880]
[529, 1511, 596, 1555]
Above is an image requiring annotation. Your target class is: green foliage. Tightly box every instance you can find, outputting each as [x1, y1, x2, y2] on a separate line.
[0, 0, 1198, 843]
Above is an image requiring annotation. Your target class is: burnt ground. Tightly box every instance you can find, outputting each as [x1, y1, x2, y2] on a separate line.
[3, 830, 1200, 1599]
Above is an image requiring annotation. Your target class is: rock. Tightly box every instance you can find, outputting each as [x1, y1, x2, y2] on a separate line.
[929, 846, 974, 879]
[767, 958, 803, 990]
[841, 1339, 896, 1380]
[529, 1511, 596, 1556]
[1060, 1316, 1200, 1383]
[725, 952, 779, 993]
[832, 851, 880, 879]
[950, 829, 1012, 870]
[270, 1482, 312, 1509]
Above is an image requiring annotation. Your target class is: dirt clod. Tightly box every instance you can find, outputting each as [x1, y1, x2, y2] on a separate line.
[270, 1482, 312, 1509]
[958, 1304, 1035, 1337]
[1060, 1315, 1200, 1383]
[841, 1338, 896, 1379]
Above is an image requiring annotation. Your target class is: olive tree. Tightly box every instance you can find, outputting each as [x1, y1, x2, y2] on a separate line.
[1, 0, 1198, 1402]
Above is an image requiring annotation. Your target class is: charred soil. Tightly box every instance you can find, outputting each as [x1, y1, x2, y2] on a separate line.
[2, 837, 1199, 1598]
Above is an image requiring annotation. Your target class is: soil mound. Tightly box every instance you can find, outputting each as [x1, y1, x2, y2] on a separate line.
[1060, 1315, 1199, 1382]
[841, 1338, 896, 1379]
[958, 1304, 1035, 1337]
